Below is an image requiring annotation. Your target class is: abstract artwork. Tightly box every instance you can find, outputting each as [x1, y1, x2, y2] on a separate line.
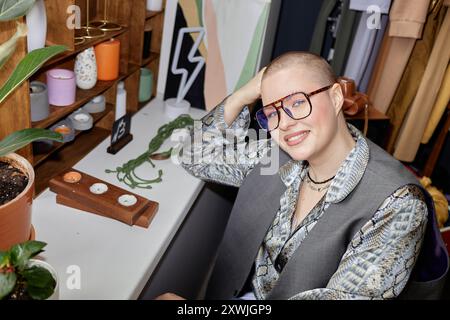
[164, 0, 272, 111]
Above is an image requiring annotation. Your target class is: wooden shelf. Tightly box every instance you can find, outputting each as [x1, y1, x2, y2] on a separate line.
[44, 27, 128, 68]
[32, 62, 140, 132]
[33, 103, 114, 166]
[32, 78, 121, 129]
[146, 10, 163, 20]
[142, 52, 159, 67]
[126, 62, 141, 76]
[34, 126, 111, 195]
[1, 0, 165, 174]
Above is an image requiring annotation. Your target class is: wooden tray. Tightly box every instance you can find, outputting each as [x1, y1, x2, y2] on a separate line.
[49, 169, 159, 228]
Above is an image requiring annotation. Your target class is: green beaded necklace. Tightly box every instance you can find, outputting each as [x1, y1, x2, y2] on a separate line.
[105, 114, 194, 189]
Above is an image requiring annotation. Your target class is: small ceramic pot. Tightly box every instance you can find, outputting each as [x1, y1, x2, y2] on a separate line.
[30, 81, 49, 122]
[69, 110, 93, 131]
[83, 95, 106, 114]
[46, 69, 76, 106]
[26, 0, 47, 52]
[50, 120, 75, 143]
[27, 260, 59, 300]
[139, 68, 153, 103]
[75, 47, 97, 90]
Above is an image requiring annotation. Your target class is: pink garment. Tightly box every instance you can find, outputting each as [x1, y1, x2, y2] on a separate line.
[204, 1, 227, 111]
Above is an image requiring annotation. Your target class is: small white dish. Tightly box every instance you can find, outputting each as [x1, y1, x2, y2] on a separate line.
[118, 195, 138, 207]
[89, 183, 109, 195]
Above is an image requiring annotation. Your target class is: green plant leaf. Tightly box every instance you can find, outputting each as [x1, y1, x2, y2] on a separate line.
[0, 0, 35, 21]
[0, 45, 67, 105]
[0, 128, 63, 157]
[0, 251, 10, 268]
[0, 272, 16, 300]
[10, 241, 46, 270]
[22, 266, 56, 300]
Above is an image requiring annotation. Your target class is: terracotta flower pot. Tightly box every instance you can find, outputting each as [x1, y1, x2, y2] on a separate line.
[0, 153, 35, 251]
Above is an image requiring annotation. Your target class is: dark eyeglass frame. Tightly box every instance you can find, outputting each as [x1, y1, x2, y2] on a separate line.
[255, 84, 334, 132]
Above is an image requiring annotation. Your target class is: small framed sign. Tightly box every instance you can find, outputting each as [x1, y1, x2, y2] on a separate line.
[107, 114, 133, 155]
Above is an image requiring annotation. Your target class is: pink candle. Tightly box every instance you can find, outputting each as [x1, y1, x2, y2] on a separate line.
[46, 69, 76, 106]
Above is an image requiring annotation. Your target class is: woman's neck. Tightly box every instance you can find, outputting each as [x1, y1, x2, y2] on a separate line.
[308, 119, 356, 182]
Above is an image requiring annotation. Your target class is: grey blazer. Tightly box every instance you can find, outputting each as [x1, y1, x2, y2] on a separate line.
[205, 139, 449, 300]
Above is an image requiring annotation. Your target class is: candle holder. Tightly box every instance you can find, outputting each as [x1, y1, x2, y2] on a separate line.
[139, 68, 153, 103]
[50, 120, 75, 143]
[46, 69, 76, 106]
[75, 0, 105, 40]
[69, 110, 94, 131]
[30, 81, 49, 122]
[83, 95, 106, 114]
[90, 0, 122, 31]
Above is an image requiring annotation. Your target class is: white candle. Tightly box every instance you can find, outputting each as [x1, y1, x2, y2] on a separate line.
[146, 0, 163, 11]
[115, 81, 127, 121]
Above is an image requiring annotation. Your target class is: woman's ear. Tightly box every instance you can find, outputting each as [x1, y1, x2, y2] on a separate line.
[329, 83, 344, 116]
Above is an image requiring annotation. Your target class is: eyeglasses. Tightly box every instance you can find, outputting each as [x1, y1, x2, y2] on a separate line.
[255, 84, 334, 132]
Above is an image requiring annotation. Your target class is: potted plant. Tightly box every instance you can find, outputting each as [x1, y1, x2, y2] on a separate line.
[0, 241, 58, 300]
[0, 0, 67, 250]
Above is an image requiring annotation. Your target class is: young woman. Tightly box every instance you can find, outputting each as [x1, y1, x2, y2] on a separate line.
[158, 52, 447, 300]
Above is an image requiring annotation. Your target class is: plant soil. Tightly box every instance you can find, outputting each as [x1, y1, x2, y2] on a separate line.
[7, 282, 31, 300]
[0, 161, 29, 206]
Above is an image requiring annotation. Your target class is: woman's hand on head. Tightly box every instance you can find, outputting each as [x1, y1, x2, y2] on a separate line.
[223, 67, 267, 126]
[236, 67, 267, 106]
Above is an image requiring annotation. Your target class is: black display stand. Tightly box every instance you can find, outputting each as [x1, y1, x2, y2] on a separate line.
[107, 114, 133, 155]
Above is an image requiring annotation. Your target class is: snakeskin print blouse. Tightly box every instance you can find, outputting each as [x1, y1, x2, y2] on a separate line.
[180, 102, 428, 300]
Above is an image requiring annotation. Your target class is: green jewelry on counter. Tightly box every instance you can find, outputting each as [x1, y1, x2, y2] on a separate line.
[105, 114, 194, 189]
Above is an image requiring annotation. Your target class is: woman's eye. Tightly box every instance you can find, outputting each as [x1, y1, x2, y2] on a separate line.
[265, 111, 277, 119]
[292, 100, 306, 108]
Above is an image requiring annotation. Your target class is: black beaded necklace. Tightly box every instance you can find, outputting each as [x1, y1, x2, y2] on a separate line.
[307, 171, 335, 185]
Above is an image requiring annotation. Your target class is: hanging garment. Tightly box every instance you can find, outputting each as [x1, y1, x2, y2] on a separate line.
[322, 2, 342, 62]
[385, 2, 446, 154]
[358, 15, 388, 93]
[272, 0, 324, 58]
[422, 64, 450, 144]
[310, 0, 339, 56]
[310, 0, 358, 75]
[344, 0, 391, 88]
[367, 0, 431, 114]
[393, 5, 450, 162]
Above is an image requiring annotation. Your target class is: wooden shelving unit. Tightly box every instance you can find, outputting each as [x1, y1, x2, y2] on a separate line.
[32, 79, 118, 130]
[44, 27, 128, 67]
[33, 103, 114, 166]
[130, 0, 166, 102]
[142, 51, 160, 67]
[0, 0, 166, 193]
[34, 127, 111, 194]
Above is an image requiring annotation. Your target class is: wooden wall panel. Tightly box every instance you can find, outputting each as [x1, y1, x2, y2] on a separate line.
[0, 19, 32, 161]
[45, 0, 75, 50]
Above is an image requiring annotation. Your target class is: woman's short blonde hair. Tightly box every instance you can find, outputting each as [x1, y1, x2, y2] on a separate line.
[263, 51, 337, 87]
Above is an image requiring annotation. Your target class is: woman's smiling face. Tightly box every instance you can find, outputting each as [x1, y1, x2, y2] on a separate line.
[261, 67, 342, 161]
